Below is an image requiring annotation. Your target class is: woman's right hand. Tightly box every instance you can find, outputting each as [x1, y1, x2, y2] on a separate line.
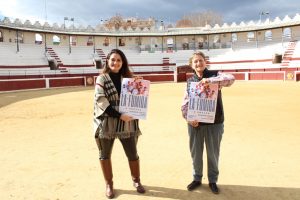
[188, 120, 199, 127]
[120, 114, 134, 122]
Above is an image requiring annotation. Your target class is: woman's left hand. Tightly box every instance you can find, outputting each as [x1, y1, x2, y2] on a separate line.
[200, 78, 209, 85]
[120, 114, 134, 122]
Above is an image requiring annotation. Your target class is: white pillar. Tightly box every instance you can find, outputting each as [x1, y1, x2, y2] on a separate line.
[45, 78, 50, 88]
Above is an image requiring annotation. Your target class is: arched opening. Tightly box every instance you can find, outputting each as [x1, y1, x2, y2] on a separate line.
[119, 38, 125, 46]
[247, 32, 255, 42]
[103, 37, 109, 46]
[167, 38, 173, 52]
[213, 34, 220, 48]
[53, 35, 60, 45]
[182, 38, 189, 50]
[70, 36, 77, 46]
[35, 33, 43, 45]
[231, 33, 238, 42]
[197, 37, 204, 49]
[283, 27, 291, 39]
[265, 30, 272, 41]
[87, 36, 93, 46]
[0, 30, 3, 42]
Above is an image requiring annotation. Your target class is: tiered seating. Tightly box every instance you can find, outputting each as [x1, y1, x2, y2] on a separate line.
[127, 51, 173, 73]
[0, 43, 48, 66]
[95, 48, 175, 73]
[146, 40, 300, 72]
[48, 45, 95, 66]
[288, 41, 300, 68]
[1, 38, 299, 80]
[207, 48, 274, 70]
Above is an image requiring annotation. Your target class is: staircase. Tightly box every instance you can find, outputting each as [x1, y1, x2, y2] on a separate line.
[162, 57, 170, 71]
[46, 47, 69, 73]
[95, 48, 106, 61]
[281, 40, 297, 67]
[205, 56, 210, 68]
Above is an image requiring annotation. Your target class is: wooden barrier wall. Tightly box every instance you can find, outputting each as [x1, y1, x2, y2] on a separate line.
[0, 77, 86, 92]
[1, 71, 298, 92]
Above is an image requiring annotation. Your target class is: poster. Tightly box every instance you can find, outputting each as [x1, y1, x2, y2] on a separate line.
[187, 82, 218, 123]
[119, 78, 150, 119]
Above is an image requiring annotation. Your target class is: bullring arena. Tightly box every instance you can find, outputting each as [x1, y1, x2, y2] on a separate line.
[1, 13, 300, 200]
[1, 81, 300, 200]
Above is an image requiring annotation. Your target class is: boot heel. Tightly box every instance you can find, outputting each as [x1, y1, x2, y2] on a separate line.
[129, 159, 146, 193]
[100, 159, 115, 198]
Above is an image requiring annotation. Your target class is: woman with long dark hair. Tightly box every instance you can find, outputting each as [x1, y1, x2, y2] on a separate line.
[93, 49, 145, 198]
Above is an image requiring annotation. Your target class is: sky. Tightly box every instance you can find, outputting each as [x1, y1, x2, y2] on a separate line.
[0, 0, 299, 27]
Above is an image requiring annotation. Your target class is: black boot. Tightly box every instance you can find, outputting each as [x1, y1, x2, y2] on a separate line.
[209, 183, 219, 194]
[187, 180, 201, 191]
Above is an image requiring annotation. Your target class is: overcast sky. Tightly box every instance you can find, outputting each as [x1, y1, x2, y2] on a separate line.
[0, 0, 299, 27]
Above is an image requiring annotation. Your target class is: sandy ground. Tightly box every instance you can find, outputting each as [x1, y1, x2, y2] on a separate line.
[1, 81, 300, 200]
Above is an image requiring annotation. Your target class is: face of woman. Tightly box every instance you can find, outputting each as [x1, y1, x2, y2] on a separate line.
[108, 53, 123, 73]
[192, 54, 206, 75]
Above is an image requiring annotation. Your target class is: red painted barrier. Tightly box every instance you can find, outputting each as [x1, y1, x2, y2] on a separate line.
[49, 77, 85, 87]
[0, 79, 46, 91]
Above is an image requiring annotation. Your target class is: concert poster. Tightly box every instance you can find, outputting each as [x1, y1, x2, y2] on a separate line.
[187, 82, 219, 123]
[119, 78, 150, 120]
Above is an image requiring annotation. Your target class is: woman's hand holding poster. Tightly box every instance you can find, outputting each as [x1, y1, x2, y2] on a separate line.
[187, 82, 218, 123]
[119, 78, 150, 119]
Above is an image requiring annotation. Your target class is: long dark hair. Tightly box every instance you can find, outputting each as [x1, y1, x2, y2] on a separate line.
[102, 49, 133, 78]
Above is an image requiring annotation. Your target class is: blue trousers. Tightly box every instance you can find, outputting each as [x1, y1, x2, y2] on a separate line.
[188, 123, 224, 183]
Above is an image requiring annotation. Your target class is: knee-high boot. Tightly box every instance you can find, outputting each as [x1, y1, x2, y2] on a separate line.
[100, 159, 114, 199]
[128, 159, 145, 193]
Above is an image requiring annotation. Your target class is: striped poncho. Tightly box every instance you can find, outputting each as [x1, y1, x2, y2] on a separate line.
[93, 73, 141, 139]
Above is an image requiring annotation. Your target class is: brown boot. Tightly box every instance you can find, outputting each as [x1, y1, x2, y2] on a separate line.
[129, 159, 145, 193]
[100, 159, 114, 199]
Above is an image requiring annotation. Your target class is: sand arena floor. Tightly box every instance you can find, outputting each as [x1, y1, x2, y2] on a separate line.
[0, 81, 300, 200]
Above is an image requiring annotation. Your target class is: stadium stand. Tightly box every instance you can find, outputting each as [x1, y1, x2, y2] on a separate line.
[1, 14, 300, 91]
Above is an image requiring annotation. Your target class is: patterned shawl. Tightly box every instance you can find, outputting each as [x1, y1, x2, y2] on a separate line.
[93, 73, 141, 139]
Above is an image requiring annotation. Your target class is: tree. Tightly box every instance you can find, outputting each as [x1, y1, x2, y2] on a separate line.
[176, 18, 193, 28]
[176, 10, 223, 28]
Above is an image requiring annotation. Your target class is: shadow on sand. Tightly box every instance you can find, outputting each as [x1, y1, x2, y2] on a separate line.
[115, 184, 300, 200]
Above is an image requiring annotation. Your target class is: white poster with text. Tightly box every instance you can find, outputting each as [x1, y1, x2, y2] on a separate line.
[119, 78, 150, 120]
[187, 82, 218, 123]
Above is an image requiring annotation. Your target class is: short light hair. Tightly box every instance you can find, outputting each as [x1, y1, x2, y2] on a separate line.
[189, 51, 206, 66]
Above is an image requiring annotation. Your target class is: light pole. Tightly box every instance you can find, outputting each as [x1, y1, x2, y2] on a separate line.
[70, 17, 74, 29]
[100, 19, 108, 29]
[100, 19, 105, 28]
[159, 20, 164, 30]
[64, 17, 74, 29]
[259, 11, 269, 22]
[64, 17, 68, 29]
